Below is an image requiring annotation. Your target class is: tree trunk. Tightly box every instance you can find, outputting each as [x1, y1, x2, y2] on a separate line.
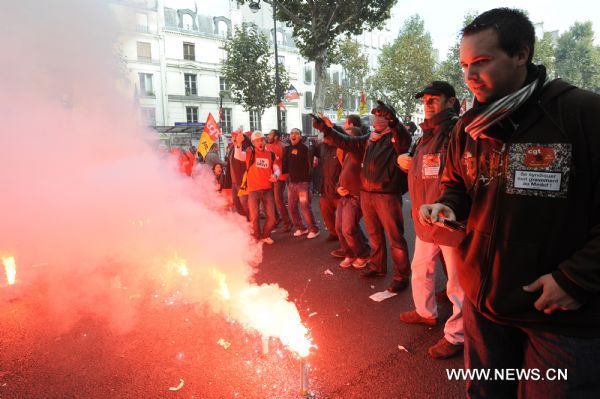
[313, 48, 328, 114]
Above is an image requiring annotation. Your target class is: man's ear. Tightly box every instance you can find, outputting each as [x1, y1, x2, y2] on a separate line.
[516, 45, 530, 67]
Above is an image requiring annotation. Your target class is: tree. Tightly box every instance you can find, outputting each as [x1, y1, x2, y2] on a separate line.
[239, 0, 396, 113]
[435, 13, 476, 101]
[221, 25, 289, 117]
[370, 15, 436, 119]
[533, 31, 557, 79]
[555, 21, 600, 92]
[324, 38, 369, 110]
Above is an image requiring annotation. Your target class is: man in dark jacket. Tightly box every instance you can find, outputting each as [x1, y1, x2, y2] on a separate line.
[282, 128, 320, 239]
[224, 129, 251, 217]
[397, 81, 465, 360]
[312, 103, 412, 292]
[314, 137, 342, 241]
[420, 8, 600, 397]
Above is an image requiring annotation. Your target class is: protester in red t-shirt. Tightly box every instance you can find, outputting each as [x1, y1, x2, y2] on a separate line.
[234, 131, 280, 244]
[266, 129, 291, 232]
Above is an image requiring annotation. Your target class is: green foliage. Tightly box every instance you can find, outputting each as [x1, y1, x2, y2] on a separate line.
[370, 15, 436, 118]
[325, 38, 369, 110]
[239, 0, 397, 112]
[221, 26, 290, 114]
[435, 13, 475, 101]
[533, 31, 556, 78]
[555, 21, 600, 92]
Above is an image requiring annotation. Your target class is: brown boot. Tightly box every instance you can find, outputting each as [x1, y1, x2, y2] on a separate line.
[399, 310, 437, 326]
[428, 337, 463, 360]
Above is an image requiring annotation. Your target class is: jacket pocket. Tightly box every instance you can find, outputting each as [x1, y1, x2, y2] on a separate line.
[483, 240, 542, 316]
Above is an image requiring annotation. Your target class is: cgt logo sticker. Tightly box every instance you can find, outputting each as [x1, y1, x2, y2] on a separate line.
[524, 146, 555, 168]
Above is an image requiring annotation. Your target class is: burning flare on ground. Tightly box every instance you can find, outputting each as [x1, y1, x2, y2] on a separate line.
[2, 256, 16, 286]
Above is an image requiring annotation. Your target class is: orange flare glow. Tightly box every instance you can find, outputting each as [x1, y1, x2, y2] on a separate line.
[2, 256, 16, 285]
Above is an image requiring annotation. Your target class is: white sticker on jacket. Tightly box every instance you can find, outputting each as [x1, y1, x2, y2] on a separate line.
[255, 158, 270, 169]
[506, 143, 571, 198]
[422, 153, 441, 179]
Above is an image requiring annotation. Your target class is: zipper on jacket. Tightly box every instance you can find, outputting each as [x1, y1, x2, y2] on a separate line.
[476, 142, 508, 311]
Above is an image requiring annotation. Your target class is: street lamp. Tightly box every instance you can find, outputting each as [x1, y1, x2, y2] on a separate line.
[249, 0, 282, 133]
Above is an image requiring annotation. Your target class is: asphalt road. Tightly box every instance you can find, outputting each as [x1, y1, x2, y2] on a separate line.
[0, 194, 465, 399]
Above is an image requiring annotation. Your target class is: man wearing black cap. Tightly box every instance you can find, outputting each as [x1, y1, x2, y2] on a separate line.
[397, 81, 465, 359]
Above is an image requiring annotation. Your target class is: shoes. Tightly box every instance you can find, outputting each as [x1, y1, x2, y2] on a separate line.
[359, 268, 386, 278]
[325, 234, 339, 242]
[307, 230, 320, 239]
[261, 237, 274, 245]
[293, 229, 309, 237]
[428, 337, 464, 360]
[330, 249, 346, 258]
[387, 279, 409, 293]
[399, 310, 437, 326]
[352, 258, 368, 269]
[339, 257, 356, 268]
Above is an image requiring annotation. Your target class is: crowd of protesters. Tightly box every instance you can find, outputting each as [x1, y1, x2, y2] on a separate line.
[160, 7, 600, 397]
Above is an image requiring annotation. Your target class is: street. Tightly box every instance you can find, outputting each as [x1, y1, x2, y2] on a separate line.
[0, 195, 464, 399]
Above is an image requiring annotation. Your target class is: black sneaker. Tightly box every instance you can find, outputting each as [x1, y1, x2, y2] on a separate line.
[387, 279, 409, 293]
[359, 268, 386, 278]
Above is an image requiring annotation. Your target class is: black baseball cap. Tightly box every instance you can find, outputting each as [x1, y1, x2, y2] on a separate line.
[415, 81, 456, 99]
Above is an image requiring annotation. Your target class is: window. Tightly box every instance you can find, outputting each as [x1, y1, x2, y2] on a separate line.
[184, 73, 197, 95]
[249, 111, 261, 131]
[221, 108, 232, 134]
[138, 73, 154, 96]
[277, 55, 285, 65]
[304, 91, 313, 109]
[304, 65, 312, 84]
[219, 77, 230, 92]
[275, 31, 284, 45]
[136, 13, 148, 32]
[183, 42, 195, 60]
[136, 41, 151, 60]
[186, 106, 199, 123]
[182, 14, 194, 30]
[217, 20, 229, 37]
[280, 110, 287, 133]
[332, 71, 340, 86]
[141, 107, 156, 125]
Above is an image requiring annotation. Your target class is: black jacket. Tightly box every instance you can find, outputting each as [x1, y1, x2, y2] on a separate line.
[323, 124, 411, 194]
[438, 77, 600, 337]
[315, 143, 341, 198]
[282, 142, 313, 183]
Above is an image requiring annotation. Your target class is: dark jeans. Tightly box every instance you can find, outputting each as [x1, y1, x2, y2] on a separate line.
[231, 183, 249, 218]
[335, 195, 370, 259]
[464, 299, 600, 398]
[274, 180, 291, 228]
[360, 191, 410, 281]
[319, 196, 338, 237]
[248, 189, 276, 240]
[288, 181, 318, 233]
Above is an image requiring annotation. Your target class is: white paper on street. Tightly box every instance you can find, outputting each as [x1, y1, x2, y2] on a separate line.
[369, 290, 397, 302]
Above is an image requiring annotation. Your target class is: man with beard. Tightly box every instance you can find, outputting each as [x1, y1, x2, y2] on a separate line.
[420, 8, 600, 397]
[312, 103, 412, 292]
[282, 128, 320, 239]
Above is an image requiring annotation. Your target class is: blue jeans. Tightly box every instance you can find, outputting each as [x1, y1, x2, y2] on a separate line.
[360, 191, 410, 281]
[231, 183, 249, 218]
[463, 299, 600, 398]
[274, 180, 291, 228]
[335, 195, 369, 259]
[248, 189, 277, 240]
[288, 181, 318, 233]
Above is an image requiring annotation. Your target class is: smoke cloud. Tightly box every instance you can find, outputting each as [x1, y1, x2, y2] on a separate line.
[0, 0, 307, 352]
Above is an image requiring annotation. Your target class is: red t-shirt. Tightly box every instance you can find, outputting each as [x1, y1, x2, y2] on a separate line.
[246, 149, 274, 192]
[266, 142, 288, 181]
